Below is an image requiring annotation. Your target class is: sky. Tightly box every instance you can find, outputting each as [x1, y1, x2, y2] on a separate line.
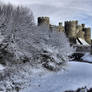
[1, 0, 92, 37]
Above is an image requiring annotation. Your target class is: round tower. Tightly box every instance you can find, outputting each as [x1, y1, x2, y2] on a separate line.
[82, 24, 85, 28]
[57, 22, 64, 32]
[65, 21, 78, 38]
[59, 22, 62, 26]
[38, 17, 50, 26]
[84, 27, 91, 44]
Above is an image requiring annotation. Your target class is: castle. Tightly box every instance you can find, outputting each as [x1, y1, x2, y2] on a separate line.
[38, 17, 91, 45]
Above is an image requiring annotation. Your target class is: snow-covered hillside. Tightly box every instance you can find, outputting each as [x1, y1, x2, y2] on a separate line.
[0, 61, 92, 92]
[76, 38, 89, 46]
[21, 62, 92, 92]
[0, 64, 5, 71]
[82, 53, 92, 62]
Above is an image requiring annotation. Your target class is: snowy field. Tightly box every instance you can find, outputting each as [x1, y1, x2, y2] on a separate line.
[82, 53, 92, 62]
[0, 64, 5, 71]
[21, 62, 92, 92]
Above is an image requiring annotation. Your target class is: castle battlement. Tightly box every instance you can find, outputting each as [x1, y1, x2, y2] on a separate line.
[38, 17, 50, 26]
[37, 16, 91, 44]
[65, 20, 78, 25]
[84, 28, 91, 32]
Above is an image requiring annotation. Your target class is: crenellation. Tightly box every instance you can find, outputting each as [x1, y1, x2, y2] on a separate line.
[57, 22, 64, 32]
[38, 17, 50, 26]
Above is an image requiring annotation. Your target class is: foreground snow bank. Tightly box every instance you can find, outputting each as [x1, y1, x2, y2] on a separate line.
[0, 64, 5, 71]
[0, 63, 49, 92]
[21, 62, 92, 92]
[82, 53, 92, 62]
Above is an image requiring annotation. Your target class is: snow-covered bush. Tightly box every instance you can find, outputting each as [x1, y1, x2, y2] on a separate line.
[0, 4, 35, 65]
[30, 24, 75, 71]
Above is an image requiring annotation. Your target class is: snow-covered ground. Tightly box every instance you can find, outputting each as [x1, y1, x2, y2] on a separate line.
[0, 64, 5, 71]
[76, 38, 90, 46]
[21, 62, 92, 92]
[82, 53, 92, 62]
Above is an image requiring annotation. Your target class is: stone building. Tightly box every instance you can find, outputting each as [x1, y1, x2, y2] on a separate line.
[37, 17, 91, 45]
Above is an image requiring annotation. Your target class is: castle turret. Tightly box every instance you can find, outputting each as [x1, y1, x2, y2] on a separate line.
[59, 22, 62, 26]
[38, 17, 50, 26]
[84, 27, 91, 44]
[57, 22, 64, 32]
[65, 20, 78, 38]
[82, 24, 85, 28]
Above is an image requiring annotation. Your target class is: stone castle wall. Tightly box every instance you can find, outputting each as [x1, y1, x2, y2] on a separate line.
[37, 17, 91, 44]
[57, 22, 64, 32]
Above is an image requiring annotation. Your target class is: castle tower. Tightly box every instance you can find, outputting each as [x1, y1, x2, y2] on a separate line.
[57, 22, 64, 32]
[65, 20, 78, 38]
[84, 27, 91, 44]
[59, 22, 62, 26]
[82, 24, 85, 29]
[76, 25, 85, 39]
[38, 17, 50, 26]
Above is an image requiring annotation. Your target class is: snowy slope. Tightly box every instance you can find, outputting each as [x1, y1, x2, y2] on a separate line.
[21, 62, 92, 92]
[76, 38, 89, 46]
[82, 53, 92, 62]
[0, 64, 5, 71]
